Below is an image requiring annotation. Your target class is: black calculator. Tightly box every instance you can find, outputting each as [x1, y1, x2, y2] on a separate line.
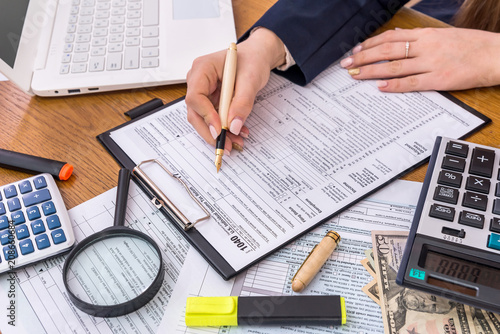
[0, 173, 75, 273]
[397, 136, 500, 313]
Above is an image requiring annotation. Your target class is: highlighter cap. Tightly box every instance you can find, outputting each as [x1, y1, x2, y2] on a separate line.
[340, 296, 347, 325]
[59, 163, 74, 180]
[185, 296, 238, 327]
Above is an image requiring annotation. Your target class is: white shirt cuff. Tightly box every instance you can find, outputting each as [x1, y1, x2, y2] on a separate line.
[276, 43, 296, 71]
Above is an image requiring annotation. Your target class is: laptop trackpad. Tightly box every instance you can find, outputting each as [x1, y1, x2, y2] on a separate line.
[173, 0, 220, 19]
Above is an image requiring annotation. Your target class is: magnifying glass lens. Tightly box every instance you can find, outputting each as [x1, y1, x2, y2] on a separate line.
[66, 234, 161, 306]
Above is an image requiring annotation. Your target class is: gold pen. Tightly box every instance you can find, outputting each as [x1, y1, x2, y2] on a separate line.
[215, 42, 237, 173]
[291, 231, 341, 292]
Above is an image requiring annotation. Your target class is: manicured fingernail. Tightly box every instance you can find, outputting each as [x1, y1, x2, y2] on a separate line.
[224, 150, 230, 157]
[340, 57, 353, 68]
[352, 45, 362, 54]
[348, 68, 360, 76]
[377, 80, 388, 88]
[239, 129, 249, 139]
[230, 117, 243, 135]
[232, 143, 244, 152]
[209, 124, 218, 140]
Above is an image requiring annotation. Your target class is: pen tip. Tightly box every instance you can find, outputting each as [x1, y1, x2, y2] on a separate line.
[215, 153, 223, 173]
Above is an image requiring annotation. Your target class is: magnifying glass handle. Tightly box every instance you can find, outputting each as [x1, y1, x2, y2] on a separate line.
[114, 168, 131, 227]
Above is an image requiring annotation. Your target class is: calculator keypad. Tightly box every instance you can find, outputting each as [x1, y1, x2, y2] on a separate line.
[0, 174, 75, 272]
[418, 137, 500, 253]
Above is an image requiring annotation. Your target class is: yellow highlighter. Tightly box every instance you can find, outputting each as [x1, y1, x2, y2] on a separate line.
[185, 295, 346, 327]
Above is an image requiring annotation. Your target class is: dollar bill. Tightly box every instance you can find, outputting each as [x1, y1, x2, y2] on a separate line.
[371, 231, 477, 334]
[469, 306, 500, 334]
[487, 311, 500, 333]
[365, 249, 375, 270]
[362, 278, 381, 306]
[361, 257, 377, 278]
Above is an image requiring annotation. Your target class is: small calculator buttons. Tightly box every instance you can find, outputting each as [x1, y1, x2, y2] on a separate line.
[445, 141, 468, 157]
[0, 174, 75, 272]
[458, 211, 485, 229]
[0, 217, 8, 229]
[19, 180, 32, 194]
[36, 234, 51, 250]
[429, 203, 455, 221]
[465, 176, 490, 194]
[424, 138, 500, 253]
[27, 206, 41, 220]
[469, 148, 495, 178]
[19, 239, 34, 255]
[4, 185, 17, 199]
[491, 218, 500, 233]
[433, 186, 459, 204]
[487, 233, 500, 251]
[462, 192, 488, 211]
[23, 189, 52, 207]
[33, 176, 47, 189]
[437, 170, 462, 188]
[31, 220, 46, 234]
[442, 155, 466, 172]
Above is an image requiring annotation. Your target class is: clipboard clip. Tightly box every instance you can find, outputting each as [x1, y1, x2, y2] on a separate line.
[132, 159, 210, 231]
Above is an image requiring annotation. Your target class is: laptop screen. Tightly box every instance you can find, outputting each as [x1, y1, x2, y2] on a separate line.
[0, 0, 30, 68]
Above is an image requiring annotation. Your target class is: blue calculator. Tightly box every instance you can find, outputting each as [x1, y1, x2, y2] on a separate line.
[397, 137, 500, 313]
[0, 173, 75, 273]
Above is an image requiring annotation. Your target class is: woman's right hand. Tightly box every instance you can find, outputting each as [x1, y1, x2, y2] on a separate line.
[185, 28, 286, 153]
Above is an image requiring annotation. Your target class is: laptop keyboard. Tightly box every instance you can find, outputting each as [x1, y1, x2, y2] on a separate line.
[61, 0, 159, 74]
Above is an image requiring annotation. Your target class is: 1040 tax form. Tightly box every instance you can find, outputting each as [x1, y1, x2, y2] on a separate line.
[107, 61, 487, 277]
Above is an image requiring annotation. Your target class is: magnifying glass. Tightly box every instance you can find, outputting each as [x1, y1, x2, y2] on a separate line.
[62, 168, 164, 317]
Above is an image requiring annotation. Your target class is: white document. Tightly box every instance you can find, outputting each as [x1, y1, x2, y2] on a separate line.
[109, 62, 486, 273]
[0, 183, 190, 334]
[0, 179, 419, 334]
[159, 180, 422, 333]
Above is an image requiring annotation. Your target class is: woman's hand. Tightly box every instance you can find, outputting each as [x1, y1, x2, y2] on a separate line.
[185, 28, 286, 153]
[340, 27, 500, 92]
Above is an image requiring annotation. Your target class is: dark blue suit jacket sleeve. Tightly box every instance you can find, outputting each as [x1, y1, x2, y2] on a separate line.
[239, 0, 409, 85]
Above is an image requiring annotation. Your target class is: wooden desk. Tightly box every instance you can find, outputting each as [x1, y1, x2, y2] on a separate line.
[1, 4, 500, 210]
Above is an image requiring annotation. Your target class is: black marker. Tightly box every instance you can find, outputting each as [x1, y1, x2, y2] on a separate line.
[0, 148, 73, 180]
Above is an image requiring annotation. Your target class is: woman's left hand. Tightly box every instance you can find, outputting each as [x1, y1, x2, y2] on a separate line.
[340, 27, 500, 92]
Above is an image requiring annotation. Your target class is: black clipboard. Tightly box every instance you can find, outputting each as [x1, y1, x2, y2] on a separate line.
[97, 95, 491, 280]
[98, 97, 238, 280]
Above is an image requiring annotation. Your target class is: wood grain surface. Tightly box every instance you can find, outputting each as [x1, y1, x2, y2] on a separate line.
[1, 4, 499, 210]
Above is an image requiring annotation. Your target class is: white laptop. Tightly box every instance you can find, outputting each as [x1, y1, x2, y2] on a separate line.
[0, 0, 236, 96]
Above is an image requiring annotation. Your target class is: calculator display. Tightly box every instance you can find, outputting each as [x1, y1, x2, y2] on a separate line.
[424, 250, 500, 289]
